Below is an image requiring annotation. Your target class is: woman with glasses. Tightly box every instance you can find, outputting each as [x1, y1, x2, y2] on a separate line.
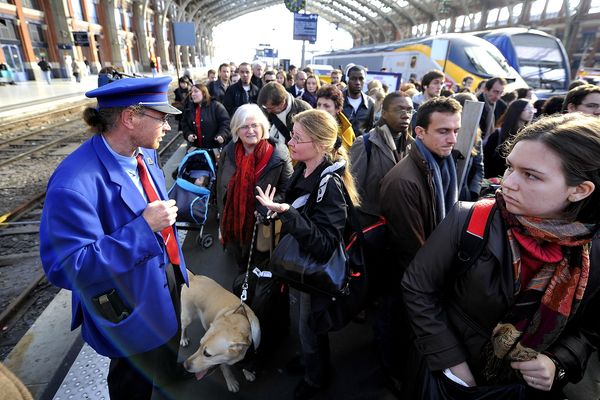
[402, 113, 600, 399]
[256, 109, 360, 400]
[181, 83, 231, 162]
[484, 99, 535, 179]
[217, 104, 293, 271]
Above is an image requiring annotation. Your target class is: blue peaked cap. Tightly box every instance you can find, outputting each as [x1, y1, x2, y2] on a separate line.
[85, 76, 181, 114]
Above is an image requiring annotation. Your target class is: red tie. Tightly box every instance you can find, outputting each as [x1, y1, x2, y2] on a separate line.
[136, 154, 181, 265]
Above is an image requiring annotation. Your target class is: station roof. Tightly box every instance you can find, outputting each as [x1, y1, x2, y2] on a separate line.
[168, 0, 508, 45]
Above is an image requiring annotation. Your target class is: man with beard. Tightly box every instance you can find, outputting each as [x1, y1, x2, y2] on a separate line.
[342, 65, 375, 135]
[222, 62, 259, 117]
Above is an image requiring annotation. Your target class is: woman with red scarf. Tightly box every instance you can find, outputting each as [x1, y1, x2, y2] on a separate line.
[401, 113, 600, 400]
[217, 104, 293, 270]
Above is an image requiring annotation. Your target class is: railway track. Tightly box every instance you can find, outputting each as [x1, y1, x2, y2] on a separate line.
[0, 106, 184, 359]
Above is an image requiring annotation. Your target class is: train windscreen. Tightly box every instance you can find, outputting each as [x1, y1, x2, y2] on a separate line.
[510, 33, 568, 90]
[464, 46, 512, 77]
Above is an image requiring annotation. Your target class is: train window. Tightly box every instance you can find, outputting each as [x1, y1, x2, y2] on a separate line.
[464, 46, 510, 77]
[512, 34, 567, 90]
[410, 56, 417, 68]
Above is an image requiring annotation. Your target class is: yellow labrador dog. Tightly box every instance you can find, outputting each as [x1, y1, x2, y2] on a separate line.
[180, 273, 261, 392]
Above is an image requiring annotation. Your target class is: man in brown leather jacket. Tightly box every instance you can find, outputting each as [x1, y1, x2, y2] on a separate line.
[375, 96, 462, 392]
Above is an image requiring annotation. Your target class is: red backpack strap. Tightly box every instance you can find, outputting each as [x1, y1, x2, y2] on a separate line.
[456, 198, 496, 275]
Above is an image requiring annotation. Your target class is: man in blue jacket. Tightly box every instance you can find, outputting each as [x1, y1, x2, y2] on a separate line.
[40, 76, 189, 399]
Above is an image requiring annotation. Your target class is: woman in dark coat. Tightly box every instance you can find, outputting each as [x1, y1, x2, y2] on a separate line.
[181, 83, 231, 154]
[300, 74, 320, 108]
[256, 109, 361, 400]
[484, 99, 535, 179]
[217, 104, 293, 270]
[402, 113, 600, 399]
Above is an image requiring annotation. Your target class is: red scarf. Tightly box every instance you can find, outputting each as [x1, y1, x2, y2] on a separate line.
[221, 140, 273, 246]
[194, 105, 202, 147]
[483, 192, 594, 384]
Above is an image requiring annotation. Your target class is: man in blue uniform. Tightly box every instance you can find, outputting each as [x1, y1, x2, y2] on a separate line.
[40, 76, 188, 399]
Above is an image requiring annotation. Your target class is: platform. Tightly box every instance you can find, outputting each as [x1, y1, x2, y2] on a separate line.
[14, 204, 395, 399]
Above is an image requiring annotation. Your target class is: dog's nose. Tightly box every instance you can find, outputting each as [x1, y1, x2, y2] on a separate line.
[182, 360, 190, 371]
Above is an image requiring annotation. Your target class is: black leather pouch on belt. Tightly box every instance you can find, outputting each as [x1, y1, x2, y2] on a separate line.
[92, 289, 131, 323]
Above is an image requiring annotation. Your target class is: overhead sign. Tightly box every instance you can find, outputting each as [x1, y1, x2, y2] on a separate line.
[293, 13, 318, 43]
[264, 48, 278, 58]
[72, 31, 89, 47]
[172, 22, 196, 46]
[285, 0, 305, 13]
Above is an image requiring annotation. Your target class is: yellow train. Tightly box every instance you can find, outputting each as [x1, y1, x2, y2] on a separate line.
[313, 33, 527, 91]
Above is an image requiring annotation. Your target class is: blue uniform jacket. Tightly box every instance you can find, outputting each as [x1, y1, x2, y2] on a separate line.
[40, 134, 188, 358]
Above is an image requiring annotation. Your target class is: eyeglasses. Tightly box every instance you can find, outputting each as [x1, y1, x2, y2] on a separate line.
[262, 103, 285, 113]
[239, 123, 260, 132]
[289, 134, 313, 144]
[141, 112, 170, 125]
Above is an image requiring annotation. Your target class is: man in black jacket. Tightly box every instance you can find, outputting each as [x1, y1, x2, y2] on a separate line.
[477, 77, 507, 140]
[222, 62, 259, 117]
[251, 62, 264, 90]
[287, 71, 307, 98]
[208, 63, 230, 103]
[342, 66, 375, 136]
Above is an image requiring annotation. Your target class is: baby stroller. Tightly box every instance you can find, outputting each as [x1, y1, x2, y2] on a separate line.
[168, 149, 216, 248]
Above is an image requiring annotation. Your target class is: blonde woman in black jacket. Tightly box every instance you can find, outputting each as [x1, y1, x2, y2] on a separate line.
[256, 109, 360, 400]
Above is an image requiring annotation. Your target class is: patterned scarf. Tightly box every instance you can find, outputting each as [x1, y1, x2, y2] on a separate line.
[221, 140, 273, 246]
[482, 191, 594, 384]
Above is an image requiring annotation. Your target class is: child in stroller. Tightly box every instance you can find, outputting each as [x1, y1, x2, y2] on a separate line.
[169, 149, 216, 248]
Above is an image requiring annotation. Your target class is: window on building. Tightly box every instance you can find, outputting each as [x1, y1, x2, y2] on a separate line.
[0, 18, 19, 41]
[70, 0, 84, 20]
[430, 20, 439, 35]
[148, 18, 155, 36]
[472, 12, 481, 29]
[567, 0, 581, 15]
[27, 23, 45, 43]
[124, 8, 132, 31]
[455, 15, 465, 32]
[22, 0, 39, 9]
[546, 0, 562, 18]
[590, 0, 600, 13]
[86, 0, 99, 24]
[114, 8, 123, 29]
[579, 31, 596, 52]
[512, 3, 523, 23]
[498, 6, 509, 25]
[529, 0, 545, 21]
[486, 7, 499, 28]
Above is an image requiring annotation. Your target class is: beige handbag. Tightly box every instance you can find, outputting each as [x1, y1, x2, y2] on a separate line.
[255, 219, 282, 252]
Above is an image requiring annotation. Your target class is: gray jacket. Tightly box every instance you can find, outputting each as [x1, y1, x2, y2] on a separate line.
[349, 124, 414, 226]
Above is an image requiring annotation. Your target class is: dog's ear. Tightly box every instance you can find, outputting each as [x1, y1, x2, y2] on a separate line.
[229, 342, 249, 352]
[243, 305, 261, 349]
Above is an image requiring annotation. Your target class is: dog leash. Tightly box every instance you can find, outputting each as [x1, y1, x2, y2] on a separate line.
[239, 215, 260, 304]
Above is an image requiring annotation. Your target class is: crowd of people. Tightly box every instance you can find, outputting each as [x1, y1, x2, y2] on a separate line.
[37, 58, 600, 400]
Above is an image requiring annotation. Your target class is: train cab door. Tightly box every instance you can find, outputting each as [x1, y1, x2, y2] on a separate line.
[431, 39, 450, 71]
